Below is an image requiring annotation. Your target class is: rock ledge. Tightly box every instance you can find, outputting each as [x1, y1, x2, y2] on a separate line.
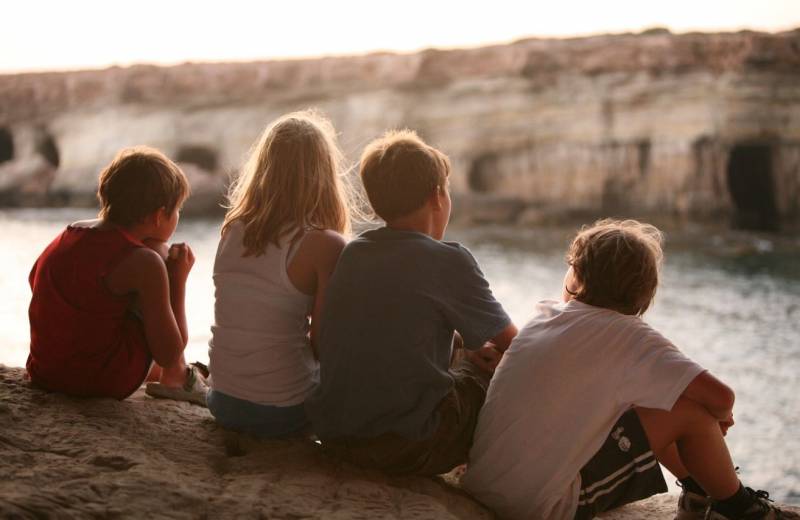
[1, 366, 796, 519]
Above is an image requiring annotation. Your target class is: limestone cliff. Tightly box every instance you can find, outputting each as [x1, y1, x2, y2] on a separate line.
[1, 28, 799, 229]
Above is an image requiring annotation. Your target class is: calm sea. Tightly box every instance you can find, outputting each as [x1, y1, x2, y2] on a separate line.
[1, 208, 798, 504]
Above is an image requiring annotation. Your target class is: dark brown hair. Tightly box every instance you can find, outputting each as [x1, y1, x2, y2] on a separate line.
[359, 130, 450, 222]
[566, 219, 664, 316]
[97, 146, 190, 227]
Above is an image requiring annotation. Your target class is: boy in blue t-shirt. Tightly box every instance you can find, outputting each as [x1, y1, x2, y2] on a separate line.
[306, 130, 517, 475]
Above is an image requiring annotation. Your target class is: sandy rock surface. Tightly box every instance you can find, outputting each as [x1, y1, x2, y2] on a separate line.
[1, 365, 797, 519]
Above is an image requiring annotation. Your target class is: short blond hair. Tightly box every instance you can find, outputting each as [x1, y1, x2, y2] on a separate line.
[222, 110, 353, 256]
[566, 219, 664, 316]
[360, 130, 450, 221]
[97, 146, 189, 227]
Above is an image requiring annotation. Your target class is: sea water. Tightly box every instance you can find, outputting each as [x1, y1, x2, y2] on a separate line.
[1, 208, 798, 503]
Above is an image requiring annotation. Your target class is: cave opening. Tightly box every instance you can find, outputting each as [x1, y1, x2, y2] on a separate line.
[467, 153, 501, 193]
[0, 127, 13, 164]
[176, 145, 219, 172]
[726, 143, 779, 231]
[37, 133, 60, 168]
[637, 139, 651, 178]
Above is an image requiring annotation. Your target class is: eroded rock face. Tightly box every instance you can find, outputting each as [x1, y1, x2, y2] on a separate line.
[1, 29, 799, 227]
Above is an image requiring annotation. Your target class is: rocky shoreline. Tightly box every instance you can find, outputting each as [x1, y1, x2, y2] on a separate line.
[2, 365, 796, 518]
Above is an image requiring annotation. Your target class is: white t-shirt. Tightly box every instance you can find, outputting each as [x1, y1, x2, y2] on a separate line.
[462, 299, 705, 520]
[208, 223, 316, 407]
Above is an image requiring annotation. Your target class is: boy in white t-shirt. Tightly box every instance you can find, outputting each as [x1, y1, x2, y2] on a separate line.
[462, 219, 797, 520]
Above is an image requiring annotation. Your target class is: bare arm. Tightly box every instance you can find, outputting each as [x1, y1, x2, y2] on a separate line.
[681, 370, 736, 422]
[464, 322, 519, 373]
[110, 248, 188, 367]
[287, 230, 347, 359]
[166, 244, 193, 345]
[309, 233, 346, 358]
[488, 323, 518, 353]
[141, 240, 192, 345]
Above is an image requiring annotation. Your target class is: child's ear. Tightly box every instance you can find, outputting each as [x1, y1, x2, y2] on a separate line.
[148, 207, 167, 227]
[430, 187, 444, 210]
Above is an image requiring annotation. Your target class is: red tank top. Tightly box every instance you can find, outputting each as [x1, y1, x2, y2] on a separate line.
[27, 225, 151, 399]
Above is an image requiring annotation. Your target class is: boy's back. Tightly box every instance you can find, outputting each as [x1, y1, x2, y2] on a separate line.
[463, 299, 703, 519]
[28, 226, 151, 399]
[306, 226, 510, 440]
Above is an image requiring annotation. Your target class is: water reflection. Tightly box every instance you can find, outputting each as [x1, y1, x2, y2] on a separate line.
[1, 209, 798, 503]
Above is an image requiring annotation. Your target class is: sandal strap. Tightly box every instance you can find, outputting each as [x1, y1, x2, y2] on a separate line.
[183, 366, 197, 391]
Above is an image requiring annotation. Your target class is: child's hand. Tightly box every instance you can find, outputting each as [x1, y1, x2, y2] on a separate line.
[166, 243, 195, 283]
[465, 343, 503, 374]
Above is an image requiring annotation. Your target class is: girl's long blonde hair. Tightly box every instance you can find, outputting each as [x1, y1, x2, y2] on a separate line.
[222, 110, 353, 256]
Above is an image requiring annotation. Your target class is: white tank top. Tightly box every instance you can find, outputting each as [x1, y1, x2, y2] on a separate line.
[208, 222, 316, 406]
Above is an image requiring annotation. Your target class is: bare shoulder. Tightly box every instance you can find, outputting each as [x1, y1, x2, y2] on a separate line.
[123, 247, 165, 268]
[108, 247, 167, 293]
[304, 229, 347, 251]
[299, 230, 347, 271]
[119, 247, 167, 279]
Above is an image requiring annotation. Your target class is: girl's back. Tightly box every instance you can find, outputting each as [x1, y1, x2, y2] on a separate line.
[209, 221, 315, 406]
[205, 110, 352, 437]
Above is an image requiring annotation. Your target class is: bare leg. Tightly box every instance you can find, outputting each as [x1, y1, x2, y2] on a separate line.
[656, 442, 690, 480]
[157, 357, 188, 387]
[145, 364, 161, 382]
[145, 358, 186, 387]
[635, 398, 739, 500]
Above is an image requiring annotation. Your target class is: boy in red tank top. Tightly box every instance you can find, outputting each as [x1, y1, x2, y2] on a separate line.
[27, 146, 207, 404]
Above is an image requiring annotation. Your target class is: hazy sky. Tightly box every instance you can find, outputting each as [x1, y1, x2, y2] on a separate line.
[3, 0, 799, 73]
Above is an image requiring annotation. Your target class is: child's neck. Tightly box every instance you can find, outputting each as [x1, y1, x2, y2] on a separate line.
[102, 219, 154, 242]
[386, 213, 437, 239]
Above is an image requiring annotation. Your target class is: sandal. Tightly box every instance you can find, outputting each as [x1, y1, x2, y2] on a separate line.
[190, 361, 209, 379]
[145, 365, 208, 407]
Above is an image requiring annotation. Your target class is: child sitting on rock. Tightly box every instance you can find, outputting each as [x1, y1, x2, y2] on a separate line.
[462, 219, 798, 520]
[27, 146, 207, 404]
[305, 130, 517, 475]
[206, 111, 354, 437]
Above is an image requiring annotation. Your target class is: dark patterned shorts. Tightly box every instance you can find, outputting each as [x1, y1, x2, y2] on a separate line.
[573, 409, 668, 519]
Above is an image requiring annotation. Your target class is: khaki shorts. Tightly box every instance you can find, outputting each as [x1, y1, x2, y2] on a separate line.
[321, 358, 489, 476]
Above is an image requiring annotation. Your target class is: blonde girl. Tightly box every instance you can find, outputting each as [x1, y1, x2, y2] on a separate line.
[207, 110, 352, 437]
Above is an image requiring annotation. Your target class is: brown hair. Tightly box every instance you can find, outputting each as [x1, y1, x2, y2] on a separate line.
[359, 130, 450, 221]
[97, 146, 190, 227]
[222, 110, 354, 257]
[566, 219, 664, 316]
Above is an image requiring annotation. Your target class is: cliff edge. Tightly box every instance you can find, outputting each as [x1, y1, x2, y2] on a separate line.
[0, 365, 796, 518]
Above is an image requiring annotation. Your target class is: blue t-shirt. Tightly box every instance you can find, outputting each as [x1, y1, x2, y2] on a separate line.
[305, 227, 511, 440]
